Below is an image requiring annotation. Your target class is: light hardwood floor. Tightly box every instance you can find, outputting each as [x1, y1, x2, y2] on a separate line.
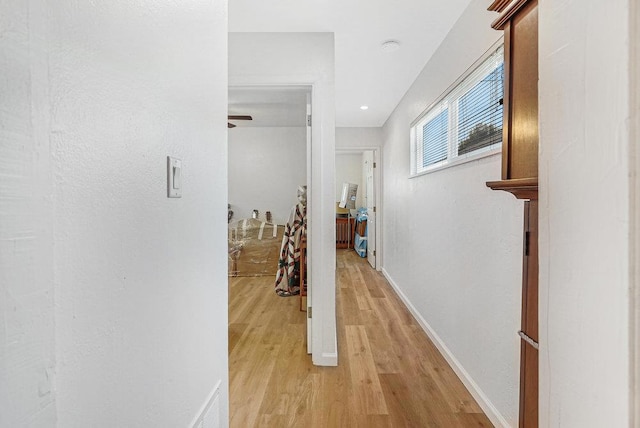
[229, 249, 493, 428]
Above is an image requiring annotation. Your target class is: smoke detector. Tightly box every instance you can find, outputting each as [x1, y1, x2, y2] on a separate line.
[381, 40, 400, 52]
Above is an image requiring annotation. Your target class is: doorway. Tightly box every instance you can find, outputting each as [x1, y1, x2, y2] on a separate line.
[227, 85, 312, 343]
[228, 31, 338, 367]
[335, 147, 381, 270]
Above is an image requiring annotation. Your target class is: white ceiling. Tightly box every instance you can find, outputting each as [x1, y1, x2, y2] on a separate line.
[229, 0, 474, 128]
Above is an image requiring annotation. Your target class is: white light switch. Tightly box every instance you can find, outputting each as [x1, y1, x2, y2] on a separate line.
[167, 156, 182, 198]
[173, 166, 181, 189]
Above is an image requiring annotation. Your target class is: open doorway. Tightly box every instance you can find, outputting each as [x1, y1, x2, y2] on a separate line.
[335, 147, 380, 270]
[227, 84, 312, 333]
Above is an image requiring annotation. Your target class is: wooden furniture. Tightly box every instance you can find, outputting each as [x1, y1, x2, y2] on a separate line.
[519, 200, 538, 426]
[355, 219, 367, 237]
[299, 236, 307, 311]
[336, 217, 356, 249]
[486, 1, 539, 426]
[486, 0, 539, 197]
[353, 219, 368, 258]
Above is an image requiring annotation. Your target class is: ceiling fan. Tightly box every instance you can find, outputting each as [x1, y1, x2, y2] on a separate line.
[228, 115, 253, 128]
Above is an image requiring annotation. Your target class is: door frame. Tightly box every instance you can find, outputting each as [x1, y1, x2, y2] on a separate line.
[631, 0, 640, 422]
[229, 80, 337, 366]
[335, 146, 382, 271]
[631, 0, 640, 423]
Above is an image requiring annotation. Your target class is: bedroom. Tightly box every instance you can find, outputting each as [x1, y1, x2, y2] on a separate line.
[227, 85, 309, 281]
[227, 86, 379, 285]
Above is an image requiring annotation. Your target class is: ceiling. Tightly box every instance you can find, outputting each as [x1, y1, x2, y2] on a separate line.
[229, 0, 475, 128]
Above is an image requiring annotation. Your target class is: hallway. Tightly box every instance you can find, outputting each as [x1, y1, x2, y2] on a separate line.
[228, 250, 492, 427]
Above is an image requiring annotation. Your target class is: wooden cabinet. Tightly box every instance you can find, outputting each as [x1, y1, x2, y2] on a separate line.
[485, 1, 539, 426]
[486, 0, 539, 199]
[501, 0, 539, 181]
[336, 217, 356, 249]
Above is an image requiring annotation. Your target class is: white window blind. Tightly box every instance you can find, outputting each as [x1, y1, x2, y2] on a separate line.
[421, 106, 448, 168]
[412, 44, 504, 175]
[455, 55, 504, 155]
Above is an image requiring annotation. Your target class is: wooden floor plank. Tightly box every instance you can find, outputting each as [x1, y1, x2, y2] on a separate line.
[228, 322, 248, 355]
[345, 325, 388, 415]
[229, 249, 493, 427]
[229, 340, 281, 428]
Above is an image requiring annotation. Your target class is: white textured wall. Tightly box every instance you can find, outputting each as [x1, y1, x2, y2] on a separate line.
[1, 1, 229, 426]
[336, 153, 364, 210]
[380, 1, 522, 426]
[634, 2, 640, 423]
[538, 0, 633, 426]
[229, 127, 306, 225]
[0, 0, 56, 425]
[229, 33, 337, 366]
[336, 127, 383, 149]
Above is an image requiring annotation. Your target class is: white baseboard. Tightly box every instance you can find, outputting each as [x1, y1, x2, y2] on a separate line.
[191, 380, 222, 428]
[381, 268, 511, 428]
[314, 351, 338, 367]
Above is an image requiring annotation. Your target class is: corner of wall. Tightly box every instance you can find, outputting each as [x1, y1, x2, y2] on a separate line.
[381, 268, 511, 428]
[630, 0, 640, 424]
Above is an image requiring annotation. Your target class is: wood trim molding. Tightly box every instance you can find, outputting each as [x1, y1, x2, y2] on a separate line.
[488, 0, 512, 13]
[486, 177, 538, 200]
[490, 0, 534, 30]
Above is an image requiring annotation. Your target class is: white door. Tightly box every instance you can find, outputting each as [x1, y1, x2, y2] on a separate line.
[305, 92, 312, 354]
[363, 151, 376, 269]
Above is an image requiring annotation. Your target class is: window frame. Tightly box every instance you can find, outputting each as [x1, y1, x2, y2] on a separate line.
[410, 41, 504, 178]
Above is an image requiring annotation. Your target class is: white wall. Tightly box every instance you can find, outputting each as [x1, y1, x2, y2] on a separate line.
[229, 127, 307, 225]
[0, 1, 56, 425]
[336, 154, 364, 210]
[1, 1, 229, 426]
[229, 33, 337, 366]
[538, 0, 634, 426]
[336, 127, 383, 149]
[380, 1, 522, 426]
[634, 2, 640, 424]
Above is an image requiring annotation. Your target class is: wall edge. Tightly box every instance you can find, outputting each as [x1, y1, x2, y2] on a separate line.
[381, 268, 512, 428]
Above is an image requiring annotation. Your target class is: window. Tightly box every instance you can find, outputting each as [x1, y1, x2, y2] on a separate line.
[411, 45, 504, 175]
[418, 103, 448, 168]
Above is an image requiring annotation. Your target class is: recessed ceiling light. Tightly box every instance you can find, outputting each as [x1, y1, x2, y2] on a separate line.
[381, 40, 400, 52]
[360, 105, 369, 110]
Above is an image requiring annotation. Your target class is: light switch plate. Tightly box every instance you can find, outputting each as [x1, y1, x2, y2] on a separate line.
[167, 156, 182, 198]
